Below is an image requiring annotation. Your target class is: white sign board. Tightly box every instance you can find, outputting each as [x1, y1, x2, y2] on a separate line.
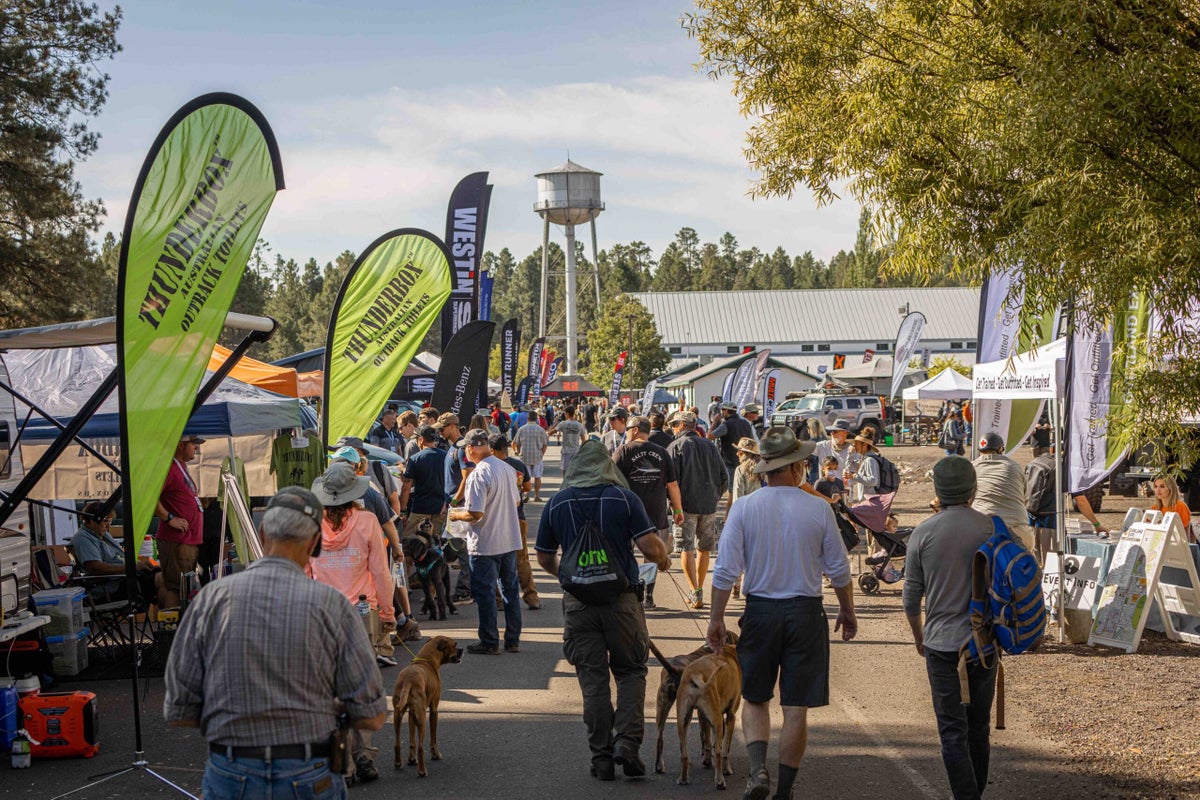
[1042, 553, 1102, 612]
[1089, 511, 1200, 652]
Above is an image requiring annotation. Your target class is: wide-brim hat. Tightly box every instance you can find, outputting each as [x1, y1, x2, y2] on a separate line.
[719, 401, 737, 411]
[311, 462, 370, 506]
[753, 426, 816, 474]
[853, 431, 878, 449]
[828, 419, 853, 433]
[742, 403, 762, 415]
[735, 437, 759, 455]
[332, 435, 367, 452]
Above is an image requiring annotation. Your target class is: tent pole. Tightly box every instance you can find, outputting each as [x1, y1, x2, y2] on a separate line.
[1051, 397, 1065, 643]
[0, 381, 122, 473]
[0, 371, 118, 527]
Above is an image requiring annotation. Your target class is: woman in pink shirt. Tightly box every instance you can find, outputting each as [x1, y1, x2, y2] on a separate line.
[309, 463, 396, 665]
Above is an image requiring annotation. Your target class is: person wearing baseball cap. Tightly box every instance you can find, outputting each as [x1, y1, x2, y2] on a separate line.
[971, 432, 1036, 552]
[602, 407, 630, 455]
[707, 426, 855, 800]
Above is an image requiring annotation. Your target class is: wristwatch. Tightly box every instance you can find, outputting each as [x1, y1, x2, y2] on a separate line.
[165, 512, 175, 522]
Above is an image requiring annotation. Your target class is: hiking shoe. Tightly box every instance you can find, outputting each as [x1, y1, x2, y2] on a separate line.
[590, 759, 616, 781]
[354, 756, 380, 783]
[397, 618, 422, 642]
[467, 642, 500, 655]
[376, 654, 398, 668]
[613, 742, 646, 777]
[744, 769, 771, 800]
[642, 595, 656, 610]
[504, 643, 520, 653]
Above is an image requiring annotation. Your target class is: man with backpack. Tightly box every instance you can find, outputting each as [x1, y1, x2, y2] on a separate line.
[535, 440, 671, 781]
[903, 456, 999, 800]
[1024, 448, 1058, 564]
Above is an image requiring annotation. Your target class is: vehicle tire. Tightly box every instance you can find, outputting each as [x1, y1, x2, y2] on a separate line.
[858, 573, 879, 594]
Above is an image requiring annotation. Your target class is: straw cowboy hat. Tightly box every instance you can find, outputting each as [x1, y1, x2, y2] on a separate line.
[735, 437, 760, 455]
[753, 426, 816, 474]
[853, 429, 879, 449]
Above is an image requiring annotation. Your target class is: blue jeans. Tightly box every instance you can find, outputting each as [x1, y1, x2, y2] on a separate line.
[925, 648, 997, 800]
[469, 550, 522, 648]
[202, 752, 345, 800]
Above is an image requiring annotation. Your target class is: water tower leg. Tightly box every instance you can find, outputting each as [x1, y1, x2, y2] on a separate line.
[564, 223, 578, 375]
[590, 217, 601, 307]
[539, 216, 550, 339]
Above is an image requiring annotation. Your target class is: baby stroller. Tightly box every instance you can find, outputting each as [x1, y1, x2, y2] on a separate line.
[839, 494, 911, 594]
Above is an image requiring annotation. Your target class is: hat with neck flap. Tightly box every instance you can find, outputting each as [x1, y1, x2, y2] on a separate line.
[562, 439, 630, 491]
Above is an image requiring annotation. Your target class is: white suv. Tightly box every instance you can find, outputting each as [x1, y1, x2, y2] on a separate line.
[770, 391, 884, 435]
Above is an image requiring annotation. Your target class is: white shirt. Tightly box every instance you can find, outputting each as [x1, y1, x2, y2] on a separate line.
[813, 439, 855, 474]
[463, 455, 522, 556]
[712, 486, 852, 598]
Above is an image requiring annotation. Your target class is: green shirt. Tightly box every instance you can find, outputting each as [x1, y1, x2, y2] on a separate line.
[270, 434, 327, 491]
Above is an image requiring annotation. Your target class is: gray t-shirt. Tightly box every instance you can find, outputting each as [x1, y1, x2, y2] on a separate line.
[902, 505, 996, 653]
[556, 420, 585, 454]
[971, 453, 1029, 529]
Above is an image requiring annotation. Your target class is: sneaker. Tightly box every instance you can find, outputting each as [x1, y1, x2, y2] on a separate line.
[612, 742, 646, 777]
[376, 654, 398, 668]
[467, 642, 500, 655]
[504, 642, 520, 653]
[397, 618, 422, 642]
[452, 592, 473, 603]
[590, 759, 616, 781]
[354, 756, 380, 783]
[744, 769, 771, 800]
[642, 595, 656, 610]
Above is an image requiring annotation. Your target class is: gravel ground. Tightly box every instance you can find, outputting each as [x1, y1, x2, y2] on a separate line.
[882, 443, 1200, 799]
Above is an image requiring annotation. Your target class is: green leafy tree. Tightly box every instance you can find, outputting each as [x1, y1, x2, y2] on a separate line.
[1, 1, 121, 327]
[585, 295, 670, 391]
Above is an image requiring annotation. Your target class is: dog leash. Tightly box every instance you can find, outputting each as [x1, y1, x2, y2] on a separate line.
[664, 570, 715, 641]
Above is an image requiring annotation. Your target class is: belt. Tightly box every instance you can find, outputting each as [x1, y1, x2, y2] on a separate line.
[744, 594, 823, 606]
[210, 742, 330, 761]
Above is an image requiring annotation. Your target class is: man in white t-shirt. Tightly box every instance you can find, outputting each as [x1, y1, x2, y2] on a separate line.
[449, 429, 523, 656]
[549, 405, 587, 475]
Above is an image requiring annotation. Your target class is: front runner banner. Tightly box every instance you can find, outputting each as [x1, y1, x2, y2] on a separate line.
[118, 93, 284, 552]
[500, 319, 520, 399]
[762, 369, 781, 419]
[890, 312, 927, 399]
[609, 351, 628, 406]
[1066, 295, 1153, 493]
[324, 229, 454, 444]
[974, 267, 1060, 452]
[430, 319, 497, 418]
[440, 172, 490, 350]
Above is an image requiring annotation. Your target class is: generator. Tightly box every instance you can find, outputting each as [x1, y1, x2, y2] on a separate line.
[19, 690, 99, 758]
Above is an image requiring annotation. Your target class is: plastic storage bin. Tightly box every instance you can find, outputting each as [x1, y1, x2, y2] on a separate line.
[45, 628, 89, 677]
[32, 587, 86, 636]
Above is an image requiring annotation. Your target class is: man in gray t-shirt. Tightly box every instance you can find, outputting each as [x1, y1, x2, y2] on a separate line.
[903, 456, 998, 800]
[549, 406, 586, 476]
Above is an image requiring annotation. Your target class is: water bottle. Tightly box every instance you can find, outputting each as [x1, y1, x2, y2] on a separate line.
[355, 594, 370, 629]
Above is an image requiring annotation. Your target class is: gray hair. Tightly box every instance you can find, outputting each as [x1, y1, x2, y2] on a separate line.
[260, 505, 320, 542]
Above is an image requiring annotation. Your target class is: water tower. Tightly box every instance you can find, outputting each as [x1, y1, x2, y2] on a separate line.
[534, 160, 604, 375]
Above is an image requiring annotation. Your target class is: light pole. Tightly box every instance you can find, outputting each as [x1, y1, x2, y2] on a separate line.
[625, 313, 636, 390]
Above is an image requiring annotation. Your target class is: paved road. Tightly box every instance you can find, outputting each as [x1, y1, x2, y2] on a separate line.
[14, 446, 1115, 799]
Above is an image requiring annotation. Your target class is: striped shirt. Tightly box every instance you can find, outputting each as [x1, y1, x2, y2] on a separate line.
[512, 423, 550, 466]
[163, 556, 385, 746]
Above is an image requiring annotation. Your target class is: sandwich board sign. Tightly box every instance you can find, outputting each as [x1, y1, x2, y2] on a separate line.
[1042, 553, 1102, 612]
[1089, 511, 1200, 653]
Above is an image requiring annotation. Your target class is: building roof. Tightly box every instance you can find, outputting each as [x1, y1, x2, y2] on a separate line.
[629, 287, 981, 345]
[660, 351, 818, 387]
[535, 159, 601, 177]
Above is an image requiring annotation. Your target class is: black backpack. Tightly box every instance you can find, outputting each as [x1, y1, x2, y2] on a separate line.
[1025, 457, 1057, 516]
[558, 488, 630, 605]
[868, 452, 900, 494]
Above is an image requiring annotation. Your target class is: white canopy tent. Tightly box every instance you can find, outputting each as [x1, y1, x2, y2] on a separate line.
[972, 337, 1069, 640]
[902, 368, 974, 401]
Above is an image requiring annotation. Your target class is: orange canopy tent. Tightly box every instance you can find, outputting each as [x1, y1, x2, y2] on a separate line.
[208, 343, 323, 398]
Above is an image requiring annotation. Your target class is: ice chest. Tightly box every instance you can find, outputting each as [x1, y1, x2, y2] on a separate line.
[32, 587, 86, 636]
[45, 628, 89, 677]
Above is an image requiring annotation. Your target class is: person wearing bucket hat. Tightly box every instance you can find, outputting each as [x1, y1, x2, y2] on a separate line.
[971, 432, 1037, 552]
[164, 485, 388, 795]
[731, 437, 764, 502]
[707, 426, 856, 800]
[902, 456, 999, 800]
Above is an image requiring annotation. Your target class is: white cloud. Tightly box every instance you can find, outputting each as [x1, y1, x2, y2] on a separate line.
[81, 75, 859, 267]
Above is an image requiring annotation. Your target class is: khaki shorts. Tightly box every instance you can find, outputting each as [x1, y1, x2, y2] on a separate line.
[403, 511, 445, 539]
[674, 513, 718, 553]
[158, 539, 199, 593]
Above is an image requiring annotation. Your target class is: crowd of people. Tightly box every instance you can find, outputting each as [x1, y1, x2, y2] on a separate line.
[154, 389, 1195, 800]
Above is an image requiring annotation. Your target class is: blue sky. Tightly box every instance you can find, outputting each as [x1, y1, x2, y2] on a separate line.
[76, 0, 860, 268]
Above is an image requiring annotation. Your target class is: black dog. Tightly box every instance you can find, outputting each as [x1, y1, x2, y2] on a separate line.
[402, 536, 456, 621]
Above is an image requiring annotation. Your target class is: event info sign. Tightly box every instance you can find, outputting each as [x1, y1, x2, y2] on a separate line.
[1089, 511, 1200, 652]
[1042, 553, 1102, 613]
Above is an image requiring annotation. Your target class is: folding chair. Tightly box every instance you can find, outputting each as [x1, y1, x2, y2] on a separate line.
[66, 546, 155, 663]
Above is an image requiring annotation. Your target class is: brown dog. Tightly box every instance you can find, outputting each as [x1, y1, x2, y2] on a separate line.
[392, 635, 463, 776]
[675, 643, 741, 790]
[649, 632, 738, 776]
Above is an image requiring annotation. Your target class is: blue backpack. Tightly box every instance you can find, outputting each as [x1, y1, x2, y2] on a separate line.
[959, 517, 1046, 725]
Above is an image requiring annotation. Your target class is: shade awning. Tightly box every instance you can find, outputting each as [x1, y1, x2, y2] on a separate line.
[0, 313, 275, 350]
[972, 338, 1067, 400]
[902, 369, 974, 401]
[540, 375, 603, 396]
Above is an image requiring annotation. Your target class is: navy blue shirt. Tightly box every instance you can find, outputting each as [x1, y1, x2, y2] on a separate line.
[536, 485, 655, 586]
[404, 447, 447, 515]
[502, 456, 532, 521]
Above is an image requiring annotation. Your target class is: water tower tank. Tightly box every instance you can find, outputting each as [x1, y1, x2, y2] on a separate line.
[534, 160, 604, 226]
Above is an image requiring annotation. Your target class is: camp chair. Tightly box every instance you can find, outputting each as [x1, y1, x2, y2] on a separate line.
[66, 546, 155, 663]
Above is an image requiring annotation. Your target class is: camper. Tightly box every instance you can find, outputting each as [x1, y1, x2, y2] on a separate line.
[0, 352, 31, 616]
